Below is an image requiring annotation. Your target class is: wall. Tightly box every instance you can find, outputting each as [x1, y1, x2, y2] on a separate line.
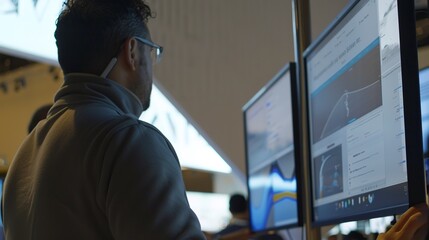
[146, 0, 295, 176]
[144, 0, 350, 177]
[419, 45, 429, 68]
[0, 64, 62, 173]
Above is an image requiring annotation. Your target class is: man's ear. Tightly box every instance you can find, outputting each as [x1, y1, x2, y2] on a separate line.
[123, 37, 139, 71]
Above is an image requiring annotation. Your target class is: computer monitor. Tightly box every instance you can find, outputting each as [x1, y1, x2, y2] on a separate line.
[243, 63, 302, 232]
[304, 0, 426, 226]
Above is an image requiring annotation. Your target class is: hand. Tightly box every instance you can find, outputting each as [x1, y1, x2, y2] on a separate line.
[377, 204, 429, 240]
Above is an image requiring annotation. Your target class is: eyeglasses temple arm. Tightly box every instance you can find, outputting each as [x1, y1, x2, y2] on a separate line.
[100, 58, 118, 78]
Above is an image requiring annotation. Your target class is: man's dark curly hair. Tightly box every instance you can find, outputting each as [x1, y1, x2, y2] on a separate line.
[55, 0, 153, 75]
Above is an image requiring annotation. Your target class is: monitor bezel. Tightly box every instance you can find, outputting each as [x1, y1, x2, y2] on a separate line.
[303, 0, 426, 226]
[242, 62, 303, 232]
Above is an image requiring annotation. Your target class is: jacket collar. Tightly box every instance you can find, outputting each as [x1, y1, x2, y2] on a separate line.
[54, 73, 144, 118]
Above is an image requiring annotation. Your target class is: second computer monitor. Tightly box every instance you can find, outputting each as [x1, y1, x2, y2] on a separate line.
[304, 0, 426, 226]
[243, 63, 302, 232]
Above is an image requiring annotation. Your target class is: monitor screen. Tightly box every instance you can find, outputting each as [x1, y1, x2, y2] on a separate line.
[243, 63, 302, 232]
[304, 0, 426, 225]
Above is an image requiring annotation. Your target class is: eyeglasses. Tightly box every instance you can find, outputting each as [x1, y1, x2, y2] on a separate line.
[134, 36, 164, 64]
[100, 37, 164, 78]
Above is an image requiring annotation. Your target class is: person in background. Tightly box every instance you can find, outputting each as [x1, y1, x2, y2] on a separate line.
[2, 0, 205, 239]
[327, 235, 341, 240]
[213, 193, 249, 239]
[344, 230, 367, 240]
[27, 104, 52, 133]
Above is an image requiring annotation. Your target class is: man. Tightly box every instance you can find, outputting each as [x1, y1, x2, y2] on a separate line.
[3, 0, 205, 239]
